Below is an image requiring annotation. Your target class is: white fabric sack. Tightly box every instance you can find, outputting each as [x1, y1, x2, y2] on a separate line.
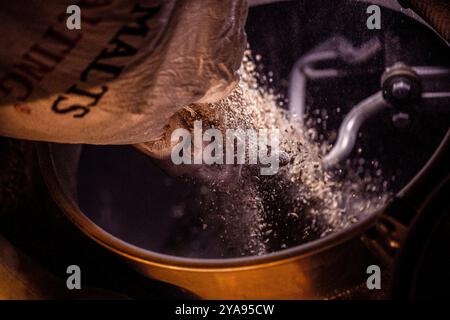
[0, 0, 247, 144]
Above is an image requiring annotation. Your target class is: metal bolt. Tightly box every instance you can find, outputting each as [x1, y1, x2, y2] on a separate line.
[391, 79, 412, 100]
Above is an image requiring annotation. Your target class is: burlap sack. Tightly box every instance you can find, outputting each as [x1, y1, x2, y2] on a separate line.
[0, 0, 247, 144]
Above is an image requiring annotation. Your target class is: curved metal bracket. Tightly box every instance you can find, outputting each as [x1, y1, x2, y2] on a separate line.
[322, 92, 391, 169]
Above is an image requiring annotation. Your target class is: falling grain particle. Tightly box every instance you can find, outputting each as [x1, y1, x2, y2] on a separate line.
[288, 212, 299, 219]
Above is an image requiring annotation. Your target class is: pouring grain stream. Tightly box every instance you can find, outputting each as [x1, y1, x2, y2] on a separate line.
[147, 50, 390, 257]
